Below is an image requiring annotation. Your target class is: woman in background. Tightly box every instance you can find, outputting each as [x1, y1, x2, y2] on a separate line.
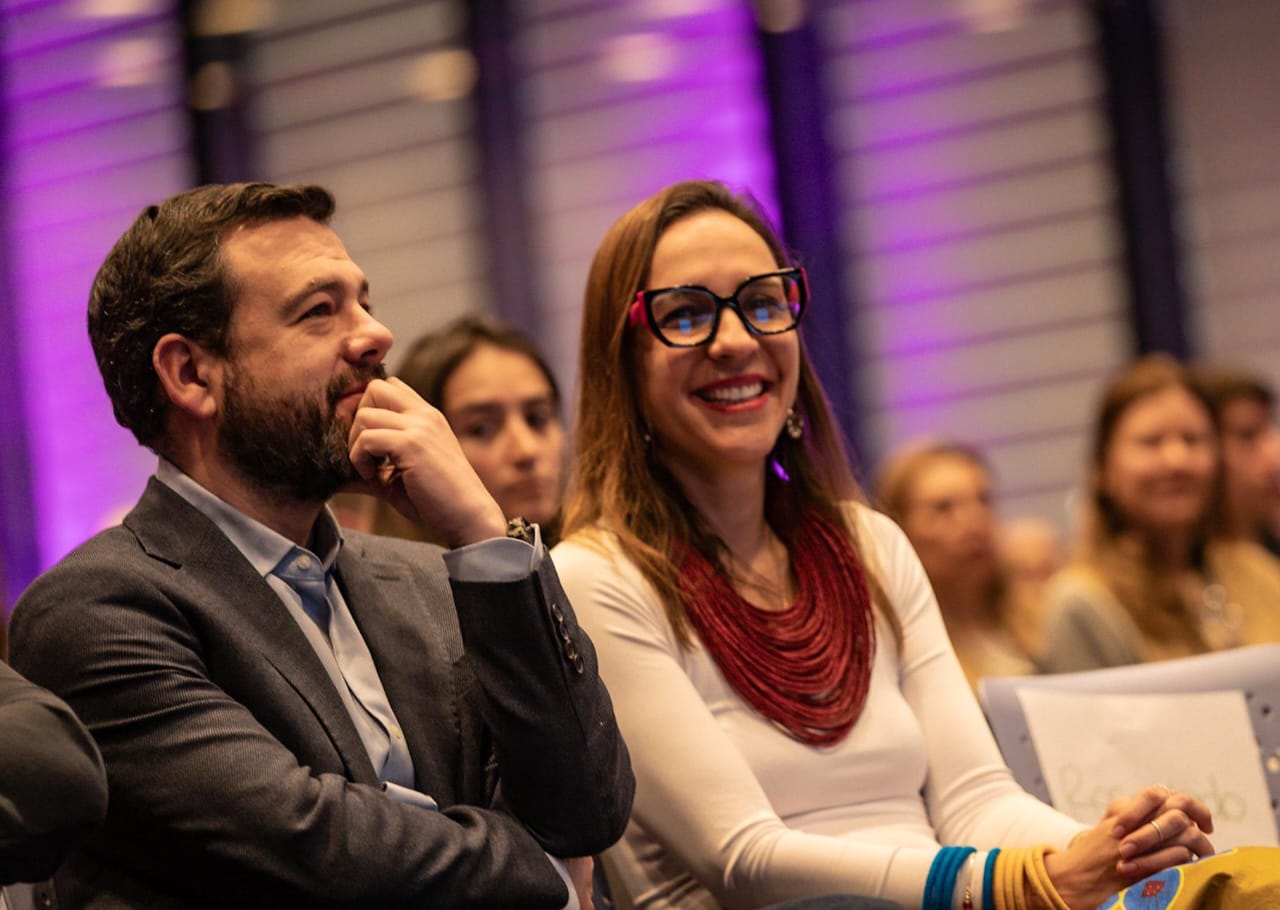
[1040, 354, 1280, 672]
[876, 440, 1041, 689]
[365, 315, 567, 544]
[552, 179, 1211, 910]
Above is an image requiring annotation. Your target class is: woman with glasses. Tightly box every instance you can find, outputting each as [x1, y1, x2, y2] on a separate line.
[551, 180, 1215, 910]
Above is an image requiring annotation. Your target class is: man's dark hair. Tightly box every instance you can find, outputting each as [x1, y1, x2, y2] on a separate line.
[1194, 364, 1276, 418]
[88, 182, 335, 449]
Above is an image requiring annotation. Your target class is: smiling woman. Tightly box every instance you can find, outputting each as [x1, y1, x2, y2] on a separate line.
[1040, 353, 1280, 672]
[549, 179, 1223, 910]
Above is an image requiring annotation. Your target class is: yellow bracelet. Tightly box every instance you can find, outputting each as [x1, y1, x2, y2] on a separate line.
[990, 846, 1072, 910]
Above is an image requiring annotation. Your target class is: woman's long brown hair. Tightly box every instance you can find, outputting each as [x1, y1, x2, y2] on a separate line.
[1076, 353, 1222, 650]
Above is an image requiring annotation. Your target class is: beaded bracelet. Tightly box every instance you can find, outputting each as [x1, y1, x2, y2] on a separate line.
[923, 845, 976, 910]
[983, 848, 1001, 910]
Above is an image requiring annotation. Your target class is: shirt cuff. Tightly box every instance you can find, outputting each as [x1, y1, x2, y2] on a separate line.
[546, 854, 580, 910]
[442, 525, 544, 581]
[380, 781, 439, 812]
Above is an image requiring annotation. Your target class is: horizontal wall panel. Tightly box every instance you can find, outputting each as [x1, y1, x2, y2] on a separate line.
[856, 264, 1124, 356]
[860, 321, 1127, 411]
[863, 372, 1104, 456]
[1164, 0, 1280, 397]
[826, 4, 1089, 86]
[853, 211, 1120, 302]
[851, 159, 1113, 253]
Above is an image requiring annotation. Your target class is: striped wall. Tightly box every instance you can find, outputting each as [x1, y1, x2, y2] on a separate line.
[1163, 0, 1280, 392]
[1, 0, 188, 589]
[820, 0, 1131, 530]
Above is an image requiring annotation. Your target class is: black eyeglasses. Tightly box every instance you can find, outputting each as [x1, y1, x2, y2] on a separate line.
[628, 267, 808, 348]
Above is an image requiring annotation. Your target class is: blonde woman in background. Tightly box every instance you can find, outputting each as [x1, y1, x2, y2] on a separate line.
[1040, 353, 1280, 672]
[876, 440, 1042, 690]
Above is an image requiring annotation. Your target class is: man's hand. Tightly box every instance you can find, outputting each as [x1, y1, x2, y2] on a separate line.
[346, 377, 506, 547]
[566, 856, 595, 910]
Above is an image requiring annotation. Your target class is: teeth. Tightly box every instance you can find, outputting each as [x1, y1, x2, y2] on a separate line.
[700, 381, 764, 403]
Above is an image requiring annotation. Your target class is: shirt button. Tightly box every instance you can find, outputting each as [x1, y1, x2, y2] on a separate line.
[295, 555, 312, 570]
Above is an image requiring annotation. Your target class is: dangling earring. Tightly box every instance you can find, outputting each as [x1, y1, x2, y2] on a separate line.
[640, 421, 653, 448]
[785, 407, 804, 440]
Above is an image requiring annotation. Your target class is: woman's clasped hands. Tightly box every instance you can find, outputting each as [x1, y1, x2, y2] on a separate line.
[1046, 784, 1214, 910]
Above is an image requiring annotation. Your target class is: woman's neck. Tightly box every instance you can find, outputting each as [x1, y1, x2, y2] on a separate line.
[664, 456, 769, 557]
[1135, 527, 1198, 570]
[663, 455, 795, 609]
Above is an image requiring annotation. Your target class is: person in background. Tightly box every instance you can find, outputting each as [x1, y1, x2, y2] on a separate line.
[1194, 366, 1280, 557]
[9, 182, 631, 908]
[999, 517, 1063, 604]
[1040, 354, 1280, 672]
[0, 661, 108, 887]
[875, 440, 1039, 689]
[368, 315, 567, 545]
[552, 179, 1213, 910]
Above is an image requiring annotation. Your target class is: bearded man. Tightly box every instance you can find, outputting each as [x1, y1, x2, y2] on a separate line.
[7, 183, 632, 909]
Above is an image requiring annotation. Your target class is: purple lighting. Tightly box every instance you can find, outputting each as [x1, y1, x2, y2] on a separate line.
[2, 1, 188, 579]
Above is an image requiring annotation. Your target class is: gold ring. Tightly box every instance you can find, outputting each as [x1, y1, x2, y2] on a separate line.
[1150, 820, 1164, 841]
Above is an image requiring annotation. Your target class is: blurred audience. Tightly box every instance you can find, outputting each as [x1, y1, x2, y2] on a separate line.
[1040, 354, 1280, 672]
[876, 439, 1041, 688]
[1003, 519, 1064, 611]
[1194, 366, 1280, 556]
[357, 315, 567, 545]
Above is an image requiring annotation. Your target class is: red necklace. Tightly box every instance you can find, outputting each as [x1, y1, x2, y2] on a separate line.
[678, 512, 876, 746]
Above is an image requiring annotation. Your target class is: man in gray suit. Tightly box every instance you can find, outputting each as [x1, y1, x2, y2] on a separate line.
[9, 183, 633, 908]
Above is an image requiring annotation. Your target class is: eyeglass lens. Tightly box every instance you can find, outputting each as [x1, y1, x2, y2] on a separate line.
[649, 272, 803, 346]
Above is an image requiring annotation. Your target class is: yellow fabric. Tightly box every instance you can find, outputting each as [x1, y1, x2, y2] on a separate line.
[1099, 847, 1280, 910]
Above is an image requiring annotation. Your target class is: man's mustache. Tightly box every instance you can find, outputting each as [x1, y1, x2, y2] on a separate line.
[327, 363, 388, 408]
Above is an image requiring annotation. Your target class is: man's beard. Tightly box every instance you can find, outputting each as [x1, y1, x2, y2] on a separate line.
[218, 361, 386, 504]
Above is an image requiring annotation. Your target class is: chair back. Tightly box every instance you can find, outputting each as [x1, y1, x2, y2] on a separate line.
[978, 643, 1280, 842]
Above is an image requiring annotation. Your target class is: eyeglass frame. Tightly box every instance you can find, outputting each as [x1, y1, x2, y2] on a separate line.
[627, 267, 809, 348]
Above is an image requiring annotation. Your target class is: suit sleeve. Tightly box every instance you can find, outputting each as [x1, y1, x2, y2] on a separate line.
[8, 544, 579, 909]
[447, 552, 635, 857]
[0, 661, 108, 885]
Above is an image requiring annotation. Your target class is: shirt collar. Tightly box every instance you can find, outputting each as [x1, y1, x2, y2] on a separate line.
[154, 458, 345, 578]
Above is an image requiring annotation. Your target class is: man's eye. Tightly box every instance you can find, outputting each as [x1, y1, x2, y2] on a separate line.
[302, 302, 333, 319]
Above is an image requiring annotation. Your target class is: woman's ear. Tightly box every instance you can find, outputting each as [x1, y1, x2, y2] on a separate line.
[153, 333, 220, 420]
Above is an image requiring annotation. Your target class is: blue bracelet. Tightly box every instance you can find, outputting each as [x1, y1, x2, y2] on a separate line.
[924, 845, 976, 910]
[983, 847, 1001, 909]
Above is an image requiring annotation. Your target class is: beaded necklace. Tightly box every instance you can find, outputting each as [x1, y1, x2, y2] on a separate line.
[678, 511, 876, 746]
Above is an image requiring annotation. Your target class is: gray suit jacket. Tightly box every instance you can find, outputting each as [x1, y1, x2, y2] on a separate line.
[0, 662, 107, 885]
[10, 479, 633, 908]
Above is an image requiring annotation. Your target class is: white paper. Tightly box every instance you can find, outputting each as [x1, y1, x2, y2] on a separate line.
[1017, 688, 1278, 849]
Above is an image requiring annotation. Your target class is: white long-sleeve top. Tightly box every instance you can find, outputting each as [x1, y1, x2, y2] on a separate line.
[553, 506, 1084, 909]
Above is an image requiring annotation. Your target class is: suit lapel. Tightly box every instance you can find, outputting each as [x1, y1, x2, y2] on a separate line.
[336, 536, 463, 799]
[126, 479, 378, 784]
